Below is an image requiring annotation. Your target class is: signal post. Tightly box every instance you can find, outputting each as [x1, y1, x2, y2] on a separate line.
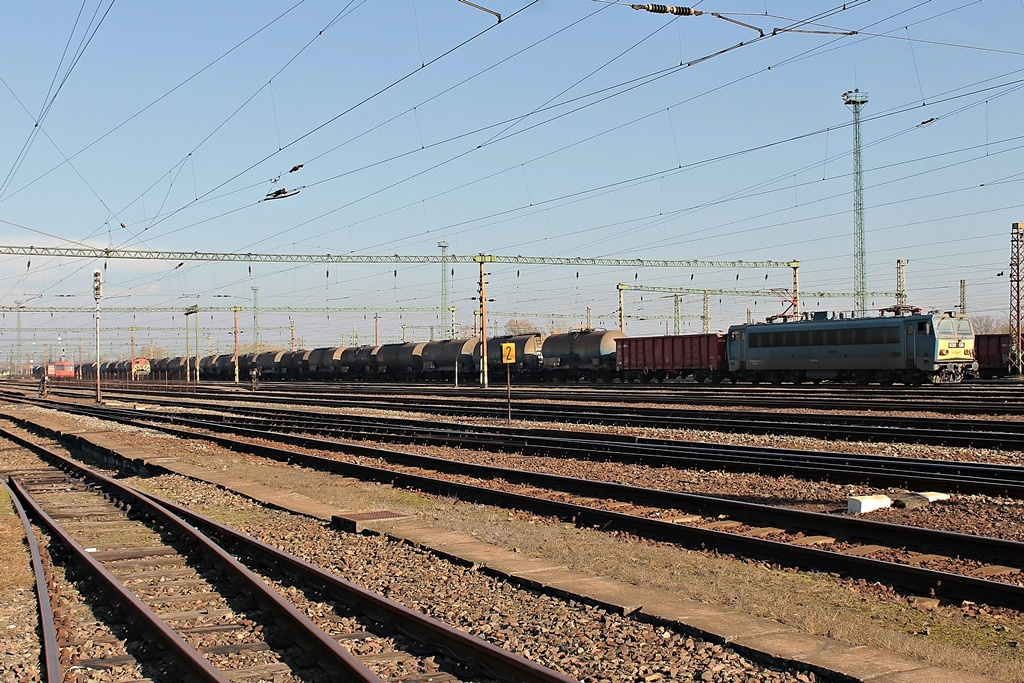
[502, 341, 515, 424]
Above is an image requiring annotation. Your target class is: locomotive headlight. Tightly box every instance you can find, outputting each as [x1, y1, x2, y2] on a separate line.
[939, 348, 949, 356]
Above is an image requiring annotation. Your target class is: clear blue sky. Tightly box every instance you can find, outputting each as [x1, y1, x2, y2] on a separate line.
[2, 0, 1022, 360]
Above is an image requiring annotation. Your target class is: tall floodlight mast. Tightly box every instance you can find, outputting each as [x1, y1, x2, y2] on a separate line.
[439, 241, 451, 338]
[1011, 222, 1023, 376]
[843, 89, 869, 317]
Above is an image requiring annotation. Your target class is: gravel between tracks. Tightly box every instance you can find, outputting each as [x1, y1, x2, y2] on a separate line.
[4, 401, 1024, 681]
[0, 415, 813, 683]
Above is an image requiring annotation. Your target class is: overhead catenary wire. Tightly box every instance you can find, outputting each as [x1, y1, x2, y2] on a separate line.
[0, 0, 119, 200]
[230, 1, 1014, 260]
[50, 0, 861, 261]
[3, 1, 1022, 338]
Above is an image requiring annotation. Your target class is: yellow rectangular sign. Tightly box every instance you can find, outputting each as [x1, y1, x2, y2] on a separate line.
[501, 342, 516, 364]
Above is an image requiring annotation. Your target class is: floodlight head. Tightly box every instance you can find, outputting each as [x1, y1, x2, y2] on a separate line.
[842, 89, 869, 106]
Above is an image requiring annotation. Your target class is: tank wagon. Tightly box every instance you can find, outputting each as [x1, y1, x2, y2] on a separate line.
[306, 347, 345, 379]
[339, 345, 379, 380]
[277, 350, 305, 379]
[420, 338, 478, 381]
[31, 364, 55, 378]
[251, 351, 285, 378]
[482, 333, 545, 378]
[539, 329, 624, 381]
[728, 311, 976, 385]
[374, 342, 426, 380]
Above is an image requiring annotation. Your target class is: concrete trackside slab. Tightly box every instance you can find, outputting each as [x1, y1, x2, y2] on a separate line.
[521, 571, 665, 614]
[477, 555, 570, 578]
[800, 645, 946, 682]
[355, 519, 569, 575]
[641, 600, 796, 641]
[732, 634, 928, 681]
[148, 463, 346, 521]
[869, 666, 998, 683]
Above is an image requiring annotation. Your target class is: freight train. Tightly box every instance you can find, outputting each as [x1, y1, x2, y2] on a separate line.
[75, 310, 981, 386]
[728, 310, 976, 384]
[80, 329, 626, 384]
[619, 310, 978, 385]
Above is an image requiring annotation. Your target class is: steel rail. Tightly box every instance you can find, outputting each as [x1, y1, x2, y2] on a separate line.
[1, 422, 576, 683]
[7, 477, 235, 683]
[135, 488, 578, 683]
[198, 408, 1024, 497]
[54, 384, 1024, 449]
[3, 480, 61, 683]
[10, 390, 1024, 494]
[17, 403, 1024, 612]
[23, 390, 1024, 495]
[253, 382, 1024, 417]
[152, 414, 1024, 566]
[3, 429, 385, 683]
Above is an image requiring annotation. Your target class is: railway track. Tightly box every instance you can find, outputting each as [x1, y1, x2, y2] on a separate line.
[22, 385, 1024, 449]
[256, 381, 1024, 416]
[3, 425, 575, 683]
[22, 377, 1024, 417]
[10, 398, 1024, 613]
[68, 397, 1024, 497]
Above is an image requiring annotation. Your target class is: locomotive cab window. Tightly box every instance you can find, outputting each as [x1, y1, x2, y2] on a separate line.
[956, 317, 974, 338]
[935, 318, 956, 339]
[918, 322, 931, 334]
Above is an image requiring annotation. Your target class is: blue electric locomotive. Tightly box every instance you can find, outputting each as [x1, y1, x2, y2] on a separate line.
[727, 311, 977, 385]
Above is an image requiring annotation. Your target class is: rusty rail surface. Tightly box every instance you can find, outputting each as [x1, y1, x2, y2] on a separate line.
[4, 480, 62, 683]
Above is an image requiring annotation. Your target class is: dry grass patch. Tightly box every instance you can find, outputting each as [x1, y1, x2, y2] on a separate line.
[419, 499, 1024, 682]
[0, 489, 34, 592]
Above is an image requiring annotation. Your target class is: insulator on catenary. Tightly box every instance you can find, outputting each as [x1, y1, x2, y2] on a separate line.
[630, 4, 702, 16]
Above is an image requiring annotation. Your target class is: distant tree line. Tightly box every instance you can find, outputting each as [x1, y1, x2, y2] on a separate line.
[970, 314, 1011, 334]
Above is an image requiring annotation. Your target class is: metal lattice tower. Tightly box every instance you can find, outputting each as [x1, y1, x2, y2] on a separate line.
[843, 89, 869, 317]
[1011, 222, 1023, 376]
[895, 259, 907, 309]
[438, 241, 451, 338]
[960, 279, 967, 314]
